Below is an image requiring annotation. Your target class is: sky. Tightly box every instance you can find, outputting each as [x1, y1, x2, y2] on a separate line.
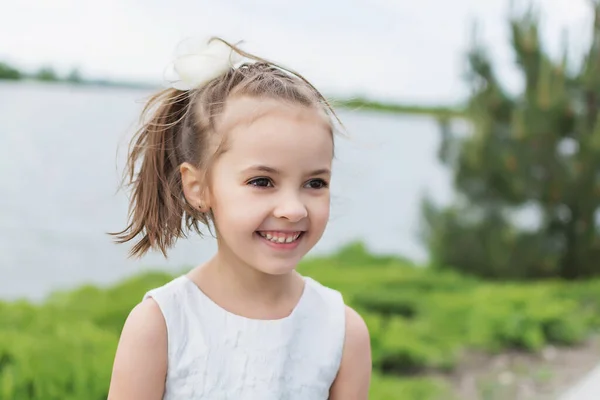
[0, 0, 594, 104]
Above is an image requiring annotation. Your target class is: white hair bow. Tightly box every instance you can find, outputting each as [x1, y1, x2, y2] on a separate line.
[163, 37, 243, 91]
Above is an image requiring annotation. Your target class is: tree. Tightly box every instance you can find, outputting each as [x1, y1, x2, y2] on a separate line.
[66, 68, 82, 83]
[0, 62, 22, 80]
[34, 66, 58, 81]
[422, 2, 600, 280]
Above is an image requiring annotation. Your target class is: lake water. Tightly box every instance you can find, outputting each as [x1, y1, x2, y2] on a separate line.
[0, 81, 455, 301]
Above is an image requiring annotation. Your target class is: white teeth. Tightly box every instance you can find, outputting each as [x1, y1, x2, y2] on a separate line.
[258, 232, 302, 244]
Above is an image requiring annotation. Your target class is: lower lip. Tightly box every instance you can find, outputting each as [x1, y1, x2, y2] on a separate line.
[256, 232, 304, 250]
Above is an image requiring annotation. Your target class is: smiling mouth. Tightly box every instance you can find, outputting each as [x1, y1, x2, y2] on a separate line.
[256, 231, 305, 244]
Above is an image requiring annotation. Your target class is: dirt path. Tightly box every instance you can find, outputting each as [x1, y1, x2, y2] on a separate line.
[440, 336, 600, 399]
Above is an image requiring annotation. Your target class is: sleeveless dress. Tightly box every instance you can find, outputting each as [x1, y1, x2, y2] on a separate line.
[143, 275, 346, 400]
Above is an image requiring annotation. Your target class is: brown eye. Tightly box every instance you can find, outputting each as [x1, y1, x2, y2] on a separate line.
[305, 179, 328, 189]
[248, 177, 273, 188]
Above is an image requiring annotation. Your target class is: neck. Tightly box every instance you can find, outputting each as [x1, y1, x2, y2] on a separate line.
[196, 250, 302, 307]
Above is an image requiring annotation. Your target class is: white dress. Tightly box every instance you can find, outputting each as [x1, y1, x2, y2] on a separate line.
[143, 275, 346, 400]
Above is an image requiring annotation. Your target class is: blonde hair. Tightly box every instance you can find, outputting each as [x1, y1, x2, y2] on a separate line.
[111, 37, 341, 258]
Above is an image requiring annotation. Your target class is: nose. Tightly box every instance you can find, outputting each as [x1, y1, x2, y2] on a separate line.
[273, 192, 308, 222]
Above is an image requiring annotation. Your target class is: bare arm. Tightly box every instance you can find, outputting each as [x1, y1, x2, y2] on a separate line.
[107, 298, 167, 400]
[329, 306, 372, 400]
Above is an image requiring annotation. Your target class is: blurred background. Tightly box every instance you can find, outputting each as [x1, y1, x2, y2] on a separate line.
[2, 0, 600, 399]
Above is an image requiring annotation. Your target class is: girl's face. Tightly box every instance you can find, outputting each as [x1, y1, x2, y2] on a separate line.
[207, 96, 333, 275]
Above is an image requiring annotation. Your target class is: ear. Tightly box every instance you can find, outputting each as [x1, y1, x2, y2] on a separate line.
[180, 162, 210, 212]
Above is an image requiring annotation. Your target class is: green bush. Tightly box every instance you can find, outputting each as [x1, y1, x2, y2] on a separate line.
[46, 271, 174, 335]
[463, 285, 589, 351]
[376, 316, 460, 373]
[369, 373, 450, 400]
[0, 320, 116, 400]
[354, 290, 421, 319]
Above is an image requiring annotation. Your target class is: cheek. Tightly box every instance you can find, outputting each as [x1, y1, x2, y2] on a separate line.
[308, 194, 331, 224]
[210, 184, 264, 229]
[207, 177, 240, 224]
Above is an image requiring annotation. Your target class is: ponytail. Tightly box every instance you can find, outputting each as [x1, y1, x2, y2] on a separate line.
[111, 88, 200, 258]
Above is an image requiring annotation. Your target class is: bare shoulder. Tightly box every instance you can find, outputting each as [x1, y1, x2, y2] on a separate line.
[344, 305, 371, 342]
[329, 305, 372, 400]
[107, 298, 168, 400]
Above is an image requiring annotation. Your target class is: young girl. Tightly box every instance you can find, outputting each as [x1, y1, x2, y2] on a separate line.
[107, 37, 372, 400]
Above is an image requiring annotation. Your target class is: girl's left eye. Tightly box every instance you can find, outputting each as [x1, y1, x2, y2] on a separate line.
[305, 179, 329, 189]
[247, 177, 273, 188]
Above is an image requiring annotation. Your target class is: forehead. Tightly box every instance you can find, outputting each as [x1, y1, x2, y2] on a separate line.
[215, 96, 334, 167]
[216, 95, 331, 134]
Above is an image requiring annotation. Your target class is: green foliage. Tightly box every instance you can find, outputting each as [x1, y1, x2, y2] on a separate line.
[46, 271, 174, 335]
[0, 62, 21, 80]
[2, 247, 599, 399]
[333, 97, 464, 118]
[0, 302, 117, 400]
[369, 373, 450, 400]
[375, 316, 460, 373]
[423, 2, 600, 279]
[33, 67, 58, 82]
[65, 68, 82, 83]
[462, 284, 589, 351]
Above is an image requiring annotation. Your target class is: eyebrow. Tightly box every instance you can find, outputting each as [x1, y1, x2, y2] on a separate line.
[243, 165, 331, 176]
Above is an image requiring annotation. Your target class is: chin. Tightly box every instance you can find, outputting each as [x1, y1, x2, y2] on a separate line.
[255, 259, 302, 276]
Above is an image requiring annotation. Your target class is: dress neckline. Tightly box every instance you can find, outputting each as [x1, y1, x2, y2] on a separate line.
[180, 274, 312, 324]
